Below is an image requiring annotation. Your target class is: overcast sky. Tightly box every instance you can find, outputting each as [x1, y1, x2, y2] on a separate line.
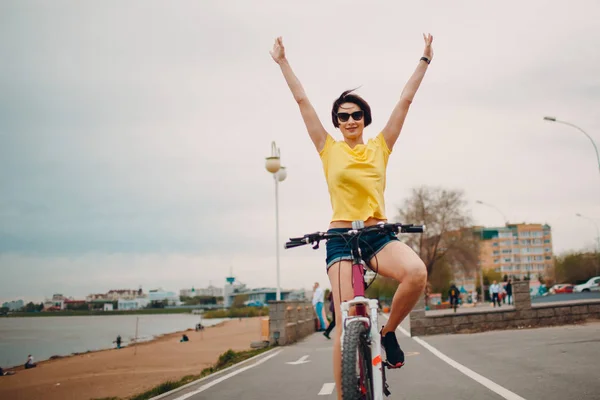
[1, 0, 599, 303]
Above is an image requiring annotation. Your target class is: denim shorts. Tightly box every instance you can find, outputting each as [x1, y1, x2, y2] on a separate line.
[325, 228, 399, 270]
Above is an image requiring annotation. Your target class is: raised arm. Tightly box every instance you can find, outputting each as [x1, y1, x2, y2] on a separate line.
[270, 37, 328, 152]
[382, 33, 434, 150]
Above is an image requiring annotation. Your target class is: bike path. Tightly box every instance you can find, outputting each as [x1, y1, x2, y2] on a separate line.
[420, 320, 600, 400]
[154, 316, 505, 400]
[154, 318, 600, 399]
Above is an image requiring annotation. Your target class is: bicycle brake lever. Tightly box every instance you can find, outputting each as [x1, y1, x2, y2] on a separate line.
[312, 242, 320, 250]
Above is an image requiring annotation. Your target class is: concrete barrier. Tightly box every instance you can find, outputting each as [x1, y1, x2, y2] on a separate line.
[267, 301, 316, 345]
[410, 281, 600, 336]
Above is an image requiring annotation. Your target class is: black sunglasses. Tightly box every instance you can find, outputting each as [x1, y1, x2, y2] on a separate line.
[337, 110, 364, 122]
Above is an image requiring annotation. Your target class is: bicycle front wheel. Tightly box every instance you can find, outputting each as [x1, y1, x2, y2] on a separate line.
[341, 321, 373, 400]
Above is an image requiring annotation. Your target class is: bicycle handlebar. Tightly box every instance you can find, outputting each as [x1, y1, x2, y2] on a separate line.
[284, 222, 425, 250]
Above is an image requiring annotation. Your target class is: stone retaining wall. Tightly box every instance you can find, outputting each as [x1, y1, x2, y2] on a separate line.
[410, 281, 600, 336]
[267, 301, 316, 345]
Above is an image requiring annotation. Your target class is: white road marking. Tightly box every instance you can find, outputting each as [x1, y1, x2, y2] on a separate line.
[286, 355, 310, 365]
[150, 347, 282, 400]
[381, 313, 527, 400]
[398, 326, 411, 337]
[318, 382, 336, 395]
[172, 349, 283, 400]
[412, 337, 527, 400]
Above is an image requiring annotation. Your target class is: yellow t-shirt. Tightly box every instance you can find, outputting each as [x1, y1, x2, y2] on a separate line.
[319, 132, 391, 222]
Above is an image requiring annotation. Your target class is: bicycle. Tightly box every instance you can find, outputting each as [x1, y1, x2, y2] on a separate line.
[285, 220, 424, 400]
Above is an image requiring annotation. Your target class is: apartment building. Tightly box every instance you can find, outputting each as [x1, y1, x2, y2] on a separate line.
[474, 223, 554, 280]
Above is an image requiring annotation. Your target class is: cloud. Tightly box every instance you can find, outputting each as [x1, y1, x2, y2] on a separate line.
[1, 0, 599, 300]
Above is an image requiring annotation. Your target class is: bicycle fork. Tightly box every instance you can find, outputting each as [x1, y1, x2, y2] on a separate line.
[340, 297, 389, 399]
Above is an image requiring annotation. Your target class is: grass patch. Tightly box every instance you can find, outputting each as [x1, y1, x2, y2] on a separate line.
[203, 306, 269, 319]
[123, 346, 273, 400]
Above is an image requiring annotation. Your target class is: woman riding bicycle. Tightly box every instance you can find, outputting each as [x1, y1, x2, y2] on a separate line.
[270, 34, 433, 397]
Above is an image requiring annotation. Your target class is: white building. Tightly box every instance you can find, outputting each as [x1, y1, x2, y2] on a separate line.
[224, 278, 245, 308]
[148, 289, 179, 305]
[118, 298, 151, 310]
[44, 294, 68, 310]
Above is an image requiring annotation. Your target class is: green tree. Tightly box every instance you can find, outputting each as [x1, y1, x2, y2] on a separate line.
[66, 302, 89, 311]
[181, 296, 218, 306]
[24, 302, 37, 312]
[554, 251, 599, 284]
[396, 186, 479, 281]
[537, 273, 545, 285]
[483, 269, 502, 285]
[149, 300, 167, 309]
[232, 294, 249, 308]
[428, 258, 453, 300]
[366, 276, 399, 304]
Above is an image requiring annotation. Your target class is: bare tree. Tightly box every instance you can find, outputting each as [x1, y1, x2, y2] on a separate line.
[396, 186, 479, 280]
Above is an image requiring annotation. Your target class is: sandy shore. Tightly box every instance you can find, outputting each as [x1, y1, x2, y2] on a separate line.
[0, 317, 264, 400]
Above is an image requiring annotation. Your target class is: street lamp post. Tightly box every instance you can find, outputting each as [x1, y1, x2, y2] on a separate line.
[475, 200, 511, 303]
[475, 200, 508, 225]
[576, 213, 600, 276]
[543, 117, 600, 180]
[265, 142, 287, 301]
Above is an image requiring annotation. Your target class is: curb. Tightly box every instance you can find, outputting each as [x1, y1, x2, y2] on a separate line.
[149, 347, 281, 400]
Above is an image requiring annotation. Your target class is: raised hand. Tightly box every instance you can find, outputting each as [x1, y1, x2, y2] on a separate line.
[270, 36, 286, 64]
[422, 33, 434, 61]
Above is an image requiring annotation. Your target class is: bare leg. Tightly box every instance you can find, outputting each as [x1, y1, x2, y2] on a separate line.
[327, 260, 354, 400]
[368, 241, 427, 335]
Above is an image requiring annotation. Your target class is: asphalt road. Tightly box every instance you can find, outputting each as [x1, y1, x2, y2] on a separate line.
[532, 291, 600, 303]
[426, 291, 600, 317]
[154, 316, 600, 400]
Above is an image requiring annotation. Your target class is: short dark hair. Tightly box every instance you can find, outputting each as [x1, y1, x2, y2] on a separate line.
[331, 89, 372, 128]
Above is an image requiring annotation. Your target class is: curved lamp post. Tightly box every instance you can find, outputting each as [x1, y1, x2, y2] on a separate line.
[265, 141, 287, 301]
[475, 200, 508, 224]
[543, 117, 600, 179]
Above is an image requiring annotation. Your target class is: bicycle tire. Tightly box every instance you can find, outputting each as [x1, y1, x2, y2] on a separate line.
[341, 321, 374, 400]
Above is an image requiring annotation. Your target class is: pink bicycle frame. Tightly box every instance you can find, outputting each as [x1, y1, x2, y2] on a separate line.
[338, 220, 385, 399]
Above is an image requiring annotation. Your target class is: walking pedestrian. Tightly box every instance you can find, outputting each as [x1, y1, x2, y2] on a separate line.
[506, 279, 513, 305]
[323, 291, 336, 339]
[312, 282, 326, 331]
[489, 280, 501, 307]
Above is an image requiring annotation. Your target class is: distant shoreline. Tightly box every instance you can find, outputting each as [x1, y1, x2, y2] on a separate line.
[3, 320, 228, 371]
[2, 305, 269, 318]
[0, 318, 263, 400]
[2, 308, 203, 317]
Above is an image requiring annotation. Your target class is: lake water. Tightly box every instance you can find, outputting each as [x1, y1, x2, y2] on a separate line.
[0, 314, 227, 368]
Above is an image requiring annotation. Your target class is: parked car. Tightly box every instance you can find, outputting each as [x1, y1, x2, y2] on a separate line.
[557, 284, 574, 294]
[573, 276, 600, 293]
[549, 284, 574, 294]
